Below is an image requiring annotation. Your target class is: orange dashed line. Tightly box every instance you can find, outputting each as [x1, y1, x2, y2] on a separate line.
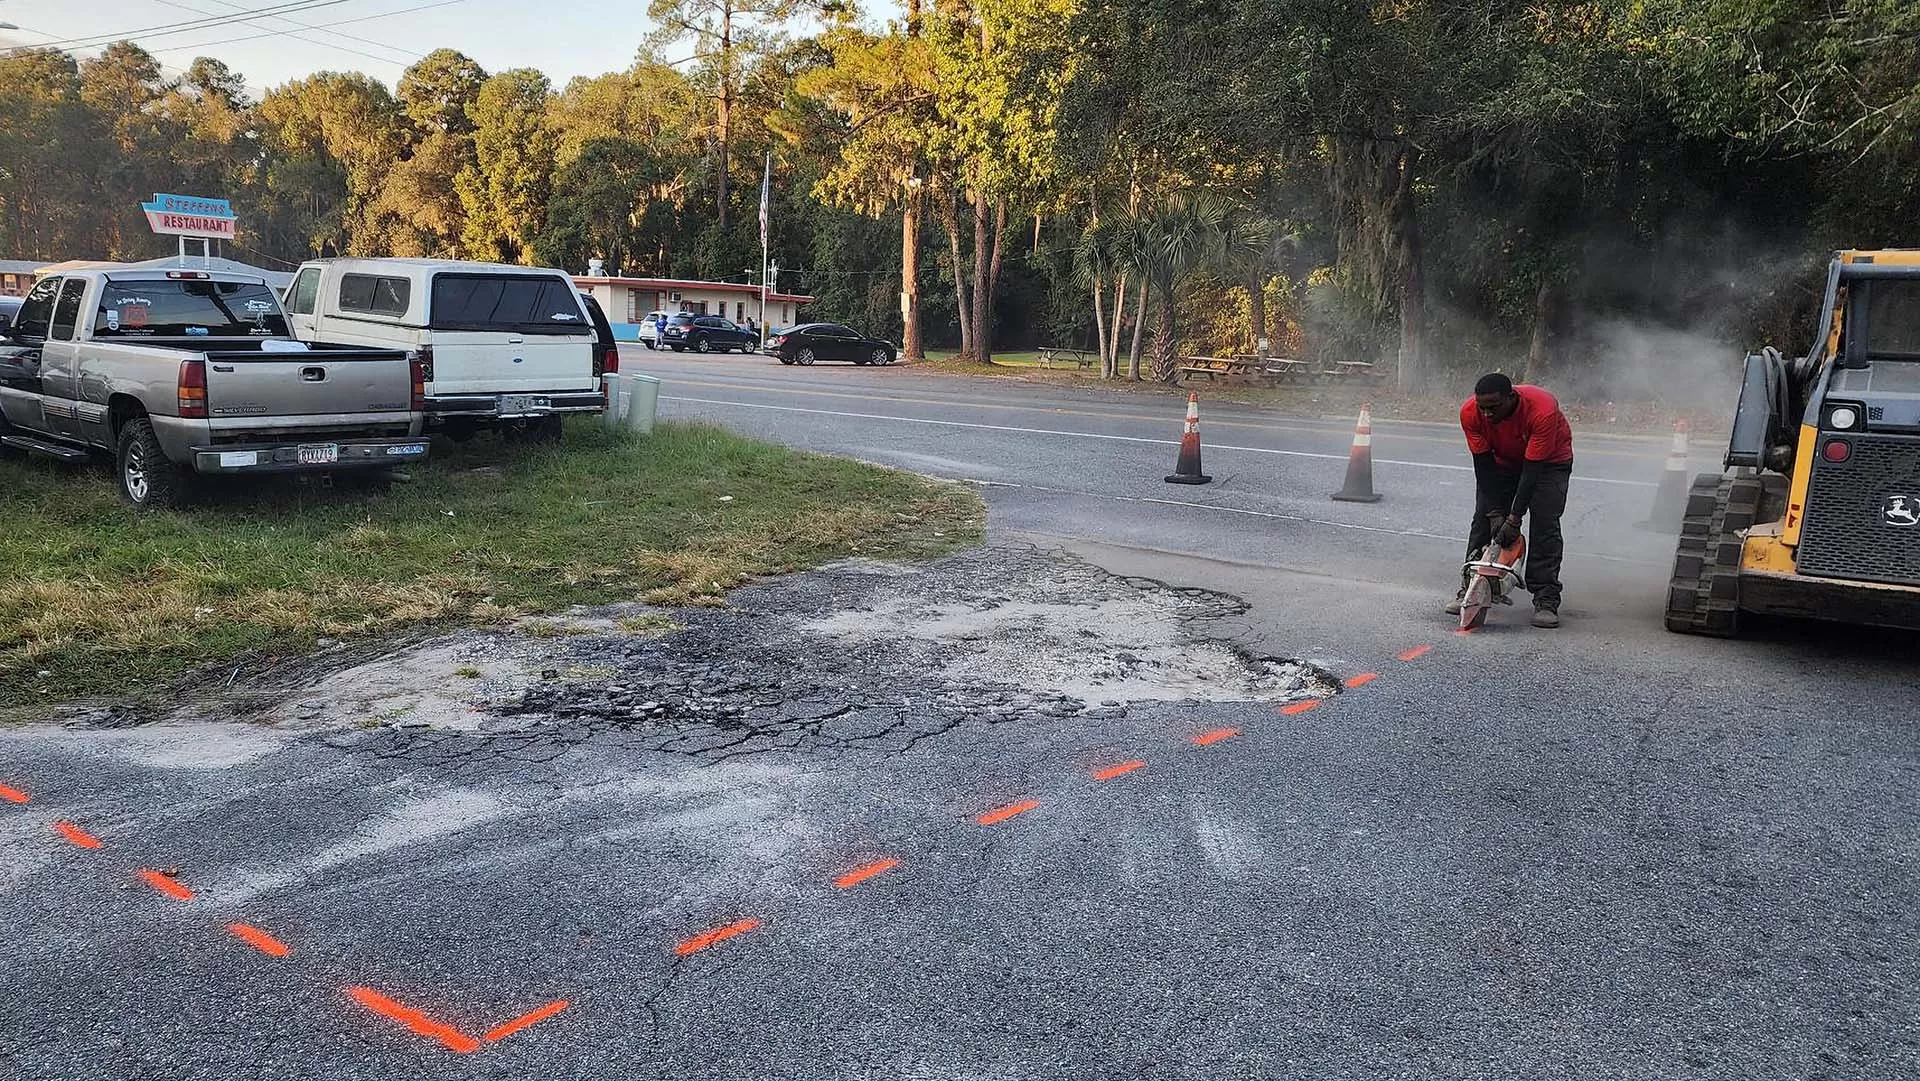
[484, 999, 569, 1042]
[1397, 644, 1433, 661]
[1191, 727, 1241, 746]
[346, 986, 481, 1054]
[674, 917, 761, 956]
[0, 784, 27, 804]
[53, 821, 101, 849]
[975, 799, 1039, 826]
[1279, 700, 1320, 716]
[137, 869, 193, 901]
[1092, 760, 1146, 781]
[227, 923, 290, 957]
[834, 857, 900, 889]
[1344, 672, 1378, 688]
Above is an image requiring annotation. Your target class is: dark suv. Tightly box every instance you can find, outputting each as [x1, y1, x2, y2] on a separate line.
[661, 313, 757, 353]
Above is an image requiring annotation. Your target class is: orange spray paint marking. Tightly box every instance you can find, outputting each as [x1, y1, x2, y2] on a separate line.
[137, 869, 193, 901]
[227, 923, 290, 957]
[1092, 760, 1146, 781]
[834, 857, 900, 889]
[1453, 627, 1477, 637]
[53, 821, 102, 849]
[484, 999, 570, 1042]
[975, 799, 1039, 826]
[0, 784, 28, 804]
[346, 987, 482, 1054]
[675, 917, 761, 956]
[1279, 700, 1320, 716]
[1344, 673, 1378, 689]
[1397, 644, 1433, 662]
[1191, 727, 1241, 746]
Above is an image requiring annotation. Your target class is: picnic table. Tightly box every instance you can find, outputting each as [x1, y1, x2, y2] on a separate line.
[1177, 355, 1263, 381]
[1037, 345, 1095, 369]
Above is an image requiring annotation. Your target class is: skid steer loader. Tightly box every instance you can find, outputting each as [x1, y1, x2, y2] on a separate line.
[1668, 250, 1920, 636]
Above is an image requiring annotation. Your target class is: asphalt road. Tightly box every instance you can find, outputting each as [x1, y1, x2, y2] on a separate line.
[4, 350, 1919, 1079]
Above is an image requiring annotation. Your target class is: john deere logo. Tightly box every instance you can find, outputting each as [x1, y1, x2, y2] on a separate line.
[1883, 495, 1920, 526]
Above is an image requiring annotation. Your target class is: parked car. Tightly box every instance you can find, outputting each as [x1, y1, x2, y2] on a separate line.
[660, 313, 757, 353]
[0, 295, 22, 328]
[636, 310, 671, 348]
[769, 323, 897, 366]
[283, 258, 601, 439]
[0, 266, 425, 509]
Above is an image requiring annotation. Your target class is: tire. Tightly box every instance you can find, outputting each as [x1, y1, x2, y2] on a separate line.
[695, 337, 714, 354]
[116, 418, 194, 510]
[797, 348, 816, 366]
[1664, 472, 1764, 636]
[869, 347, 893, 366]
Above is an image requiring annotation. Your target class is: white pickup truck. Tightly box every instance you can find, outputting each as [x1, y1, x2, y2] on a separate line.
[282, 258, 605, 439]
[0, 266, 426, 509]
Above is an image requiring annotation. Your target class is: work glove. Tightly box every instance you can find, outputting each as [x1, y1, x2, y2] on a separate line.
[1494, 515, 1523, 547]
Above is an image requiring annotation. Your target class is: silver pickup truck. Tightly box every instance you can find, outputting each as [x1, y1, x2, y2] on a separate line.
[0, 266, 428, 509]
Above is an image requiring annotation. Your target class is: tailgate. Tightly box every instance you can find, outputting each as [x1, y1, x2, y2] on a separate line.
[428, 331, 596, 395]
[203, 349, 413, 420]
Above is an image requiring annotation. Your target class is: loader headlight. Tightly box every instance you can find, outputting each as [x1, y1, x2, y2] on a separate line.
[1829, 406, 1860, 430]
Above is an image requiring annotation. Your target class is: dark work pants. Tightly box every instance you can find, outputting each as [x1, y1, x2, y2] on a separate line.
[1465, 463, 1571, 609]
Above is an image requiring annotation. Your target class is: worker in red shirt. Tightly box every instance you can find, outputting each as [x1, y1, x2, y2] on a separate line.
[1446, 373, 1575, 627]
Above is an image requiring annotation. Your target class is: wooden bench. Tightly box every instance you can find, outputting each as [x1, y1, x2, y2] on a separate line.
[1037, 346, 1095, 369]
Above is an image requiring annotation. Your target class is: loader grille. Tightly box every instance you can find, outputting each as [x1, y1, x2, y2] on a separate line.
[1797, 433, 1920, 585]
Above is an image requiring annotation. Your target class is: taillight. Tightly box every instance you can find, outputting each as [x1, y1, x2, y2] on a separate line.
[416, 345, 434, 382]
[1823, 439, 1851, 463]
[177, 359, 207, 418]
[602, 344, 619, 375]
[409, 356, 426, 411]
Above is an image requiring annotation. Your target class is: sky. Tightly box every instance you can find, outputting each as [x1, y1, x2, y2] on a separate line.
[0, 0, 650, 95]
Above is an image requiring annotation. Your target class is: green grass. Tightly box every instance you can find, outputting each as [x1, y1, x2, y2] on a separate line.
[0, 421, 984, 711]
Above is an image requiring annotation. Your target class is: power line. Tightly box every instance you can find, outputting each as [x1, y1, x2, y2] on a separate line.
[36, 0, 364, 51]
[150, 0, 420, 66]
[150, 0, 471, 62]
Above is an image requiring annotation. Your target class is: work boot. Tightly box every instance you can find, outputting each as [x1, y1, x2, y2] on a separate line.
[1444, 588, 1464, 616]
[1531, 606, 1561, 629]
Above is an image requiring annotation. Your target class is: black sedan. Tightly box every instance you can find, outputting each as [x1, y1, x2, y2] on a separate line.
[770, 323, 896, 366]
[660, 313, 758, 353]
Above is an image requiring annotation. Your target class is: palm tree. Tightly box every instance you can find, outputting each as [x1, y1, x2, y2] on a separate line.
[1126, 191, 1232, 383]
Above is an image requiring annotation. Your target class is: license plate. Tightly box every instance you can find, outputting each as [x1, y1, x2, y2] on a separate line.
[297, 443, 339, 465]
[385, 443, 427, 457]
[500, 394, 550, 415]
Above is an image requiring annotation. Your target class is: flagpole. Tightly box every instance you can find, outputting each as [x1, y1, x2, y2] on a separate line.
[758, 152, 771, 351]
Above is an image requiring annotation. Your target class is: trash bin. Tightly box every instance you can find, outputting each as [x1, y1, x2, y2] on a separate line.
[624, 373, 660, 435]
[603, 372, 660, 435]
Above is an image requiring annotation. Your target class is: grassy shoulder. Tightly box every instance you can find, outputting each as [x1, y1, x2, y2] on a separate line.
[906, 350, 1723, 436]
[0, 421, 983, 711]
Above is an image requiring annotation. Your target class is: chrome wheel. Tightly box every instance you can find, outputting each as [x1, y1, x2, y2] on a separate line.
[797, 348, 816, 366]
[871, 348, 891, 366]
[124, 442, 150, 504]
[695, 337, 714, 353]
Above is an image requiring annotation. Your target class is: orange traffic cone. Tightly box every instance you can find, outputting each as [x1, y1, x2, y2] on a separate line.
[1330, 404, 1382, 503]
[1638, 419, 1690, 532]
[1165, 392, 1212, 485]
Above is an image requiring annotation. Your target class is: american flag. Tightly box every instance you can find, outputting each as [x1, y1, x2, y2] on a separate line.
[758, 153, 771, 250]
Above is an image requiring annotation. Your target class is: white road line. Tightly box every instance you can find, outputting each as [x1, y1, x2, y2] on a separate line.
[966, 479, 1672, 569]
[662, 395, 1659, 489]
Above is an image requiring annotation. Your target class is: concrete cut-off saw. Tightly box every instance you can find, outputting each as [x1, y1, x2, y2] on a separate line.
[1459, 534, 1526, 630]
